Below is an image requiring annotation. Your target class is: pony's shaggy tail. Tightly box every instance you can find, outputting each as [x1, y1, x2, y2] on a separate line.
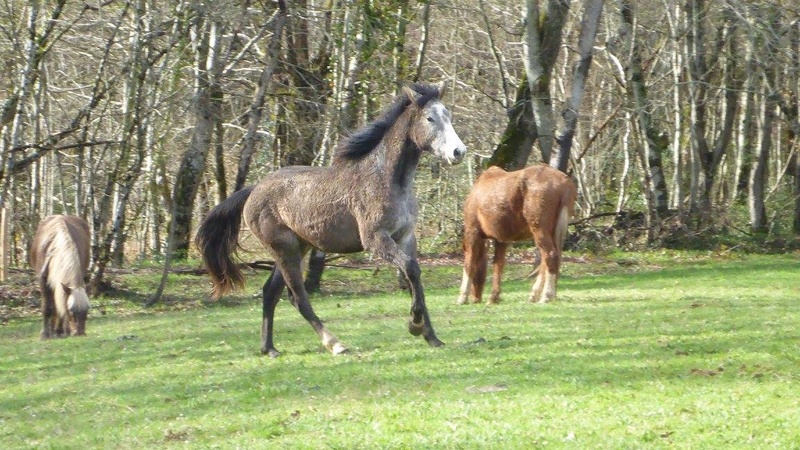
[195, 186, 255, 299]
[555, 181, 578, 251]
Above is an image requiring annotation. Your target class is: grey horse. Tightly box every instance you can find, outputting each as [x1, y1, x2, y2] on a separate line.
[196, 83, 466, 357]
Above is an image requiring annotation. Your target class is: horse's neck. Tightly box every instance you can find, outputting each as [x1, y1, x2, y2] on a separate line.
[378, 114, 421, 191]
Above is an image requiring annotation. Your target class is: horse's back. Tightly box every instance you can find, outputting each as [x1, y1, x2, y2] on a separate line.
[62, 216, 91, 269]
[31, 215, 90, 275]
[244, 166, 366, 254]
[466, 164, 574, 242]
[523, 164, 576, 213]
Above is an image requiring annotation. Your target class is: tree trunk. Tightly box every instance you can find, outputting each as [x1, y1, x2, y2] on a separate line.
[551, 0, 603, 173]
[413, 1, 432, 83]
[795, 151, 800, 234]
[172, 12, 223, 259]
[734, 34, 756, 205]
[524, 0, 570, 164]
[304, 248, 326, 293]
[487, 78, 537, 170]
[236, 2, 286, 192]
[749, 87, 775, 233]
[749, 9, 780, 234]
[685, 0, 710, 221]
[619, 0, 669, 214]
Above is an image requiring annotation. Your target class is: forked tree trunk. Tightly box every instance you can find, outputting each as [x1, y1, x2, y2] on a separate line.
[551, 0, 603, 173]
[487, 78, 537, 170]
[686, 1, 739, 226]
[524, 0, 570, 164]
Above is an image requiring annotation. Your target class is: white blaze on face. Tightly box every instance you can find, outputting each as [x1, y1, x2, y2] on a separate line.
[426, 102, 466, 165]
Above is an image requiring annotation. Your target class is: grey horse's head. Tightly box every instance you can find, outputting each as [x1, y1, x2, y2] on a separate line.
[404, 84, 466, 165]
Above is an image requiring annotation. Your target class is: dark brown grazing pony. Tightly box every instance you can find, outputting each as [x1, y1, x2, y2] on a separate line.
[30, 215, 91, 338]
[196, 83, 466, 357]
[457, 163, 577, 305]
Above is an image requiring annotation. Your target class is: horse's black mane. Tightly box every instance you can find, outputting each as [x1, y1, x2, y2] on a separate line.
[333, 83, 441, 163]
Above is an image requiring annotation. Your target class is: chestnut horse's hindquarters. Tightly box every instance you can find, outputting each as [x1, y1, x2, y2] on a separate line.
[457, 164, 576, 306]
[536, 200, 573, 303]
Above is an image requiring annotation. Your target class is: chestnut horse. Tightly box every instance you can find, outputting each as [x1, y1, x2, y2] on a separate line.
[457, 164, 576, 305]
[196, 83, 466, 357]
[30, 215, 91, 338]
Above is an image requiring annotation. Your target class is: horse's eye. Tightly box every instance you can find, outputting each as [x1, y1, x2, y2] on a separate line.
[427, 117, 434, 123]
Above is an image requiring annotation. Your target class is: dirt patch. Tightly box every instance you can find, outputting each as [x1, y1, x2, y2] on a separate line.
[0, 269, 40, 323]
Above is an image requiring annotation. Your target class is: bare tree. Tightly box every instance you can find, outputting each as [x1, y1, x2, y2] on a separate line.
[235, 3, 287, 193]
[550, 0, 603, 172]
[488, 0, 571, 169]
[685, 0, 739, 224]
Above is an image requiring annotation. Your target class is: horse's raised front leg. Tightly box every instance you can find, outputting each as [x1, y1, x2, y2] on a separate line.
[374, 231, 443, 347]
[261, 268, 286, 358]
[489, 241, 508, 304]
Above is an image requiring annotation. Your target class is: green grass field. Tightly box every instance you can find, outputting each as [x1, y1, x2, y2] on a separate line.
[1, 251, 798, 449]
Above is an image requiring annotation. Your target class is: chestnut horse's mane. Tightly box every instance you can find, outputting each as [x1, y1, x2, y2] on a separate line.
[333, 83, 441, 164]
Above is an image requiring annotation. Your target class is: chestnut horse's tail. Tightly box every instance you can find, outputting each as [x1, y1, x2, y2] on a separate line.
[195, 186, 255, 299]
[555, 181, 577, 251]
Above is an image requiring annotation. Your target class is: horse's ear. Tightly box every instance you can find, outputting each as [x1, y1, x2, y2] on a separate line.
[402, 85, 418, 103]
[436, 81, 447, 99]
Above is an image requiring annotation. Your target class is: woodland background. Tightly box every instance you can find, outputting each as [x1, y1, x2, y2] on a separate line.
[1, 0, 800, 294]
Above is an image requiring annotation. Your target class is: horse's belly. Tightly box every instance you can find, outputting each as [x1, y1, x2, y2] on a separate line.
[478, 211, 531, 243]
[292, 214, 364, 254]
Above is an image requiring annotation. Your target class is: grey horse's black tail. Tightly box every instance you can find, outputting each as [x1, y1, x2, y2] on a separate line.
[195, 186, 254, 299]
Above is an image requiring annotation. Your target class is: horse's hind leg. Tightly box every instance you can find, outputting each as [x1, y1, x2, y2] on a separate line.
[279, 255, 347, 356]
[531, 231, 559, 303]
[261, 268, 286, 358]
[489, 241, 508, 304]
[458, 232, 487, 304]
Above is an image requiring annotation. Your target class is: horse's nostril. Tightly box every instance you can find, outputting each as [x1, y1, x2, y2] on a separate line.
[454, 148, 464, 158]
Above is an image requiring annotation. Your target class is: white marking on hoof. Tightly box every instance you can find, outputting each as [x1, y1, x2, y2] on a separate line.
[331, 342, 349, 355]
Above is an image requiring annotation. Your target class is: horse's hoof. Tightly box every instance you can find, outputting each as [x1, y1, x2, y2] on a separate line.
[456, 297, 467, 305]
[331, 342, 349, 355]
[408, 320, 425, 336]
[426, 336, 445, 347]
[262, 347, 281, 358]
